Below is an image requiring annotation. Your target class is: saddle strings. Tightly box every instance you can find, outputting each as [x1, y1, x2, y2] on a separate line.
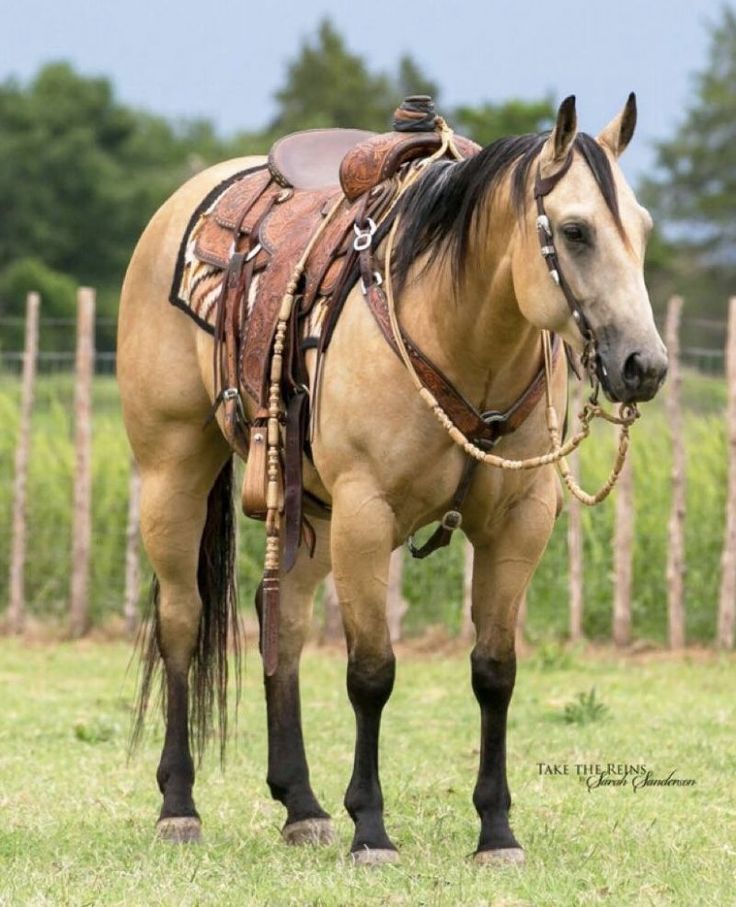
[381, 207, 639, 506]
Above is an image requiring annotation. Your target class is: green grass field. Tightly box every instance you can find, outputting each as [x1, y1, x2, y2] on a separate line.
[0, 641, 734, 906]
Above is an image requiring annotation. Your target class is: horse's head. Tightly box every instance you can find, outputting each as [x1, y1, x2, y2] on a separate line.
[512, 95, 667, 403]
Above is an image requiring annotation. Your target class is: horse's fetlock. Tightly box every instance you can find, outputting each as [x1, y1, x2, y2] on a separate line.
[157, 750, 194, 796]
[156, 766, 169, 794]
[344, 784, 383, 821]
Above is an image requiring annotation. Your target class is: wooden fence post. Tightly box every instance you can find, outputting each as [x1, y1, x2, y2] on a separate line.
[665, 296, 686, 649]
[612, 456, 634, 646]
[568, 378, 584, 642]
[123, 458, 142, 636]
[69, 287, 95, 638]
[7, 292, 40, 634]
[717, 297, 736, 649]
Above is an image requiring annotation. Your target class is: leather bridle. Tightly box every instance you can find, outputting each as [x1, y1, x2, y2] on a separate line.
[533, 152, 600, 386]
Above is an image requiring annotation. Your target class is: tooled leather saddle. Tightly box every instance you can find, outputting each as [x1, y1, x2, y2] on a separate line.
[191, 105, 480, 415]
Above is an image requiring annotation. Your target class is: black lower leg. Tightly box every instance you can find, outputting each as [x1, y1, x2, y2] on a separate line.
[344, 653, 396, 853]
[156, 668, 198, 821]
[471, 650, 519, 853]
[255, 582, 329, 826]
[265, 669, 330, 826]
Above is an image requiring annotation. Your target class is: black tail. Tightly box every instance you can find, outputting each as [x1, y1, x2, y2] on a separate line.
[130, 458, 242, 763]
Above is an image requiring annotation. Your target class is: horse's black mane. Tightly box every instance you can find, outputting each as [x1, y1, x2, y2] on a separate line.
[393, 131, 623, 294]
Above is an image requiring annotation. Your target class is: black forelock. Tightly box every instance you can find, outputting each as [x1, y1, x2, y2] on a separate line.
[392, 131, 624, 295]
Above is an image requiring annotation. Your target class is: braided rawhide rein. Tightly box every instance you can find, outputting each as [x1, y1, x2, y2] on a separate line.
[261, 196, 345, 675]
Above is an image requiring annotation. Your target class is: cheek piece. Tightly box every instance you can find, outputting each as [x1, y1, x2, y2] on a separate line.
[533, 153, 601, 390]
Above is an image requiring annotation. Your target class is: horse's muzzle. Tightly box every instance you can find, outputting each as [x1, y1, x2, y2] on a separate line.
[599, 345, 668, 404]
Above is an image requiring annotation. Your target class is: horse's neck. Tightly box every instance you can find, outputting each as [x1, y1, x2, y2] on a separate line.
[400, 227, 541, 413]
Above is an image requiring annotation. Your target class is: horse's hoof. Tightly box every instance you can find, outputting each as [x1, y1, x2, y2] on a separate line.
[474, 847, 525, 866]
[351, 848, 400, 866]
[282, 817, 335, 846]
[156, 816, 202, 844]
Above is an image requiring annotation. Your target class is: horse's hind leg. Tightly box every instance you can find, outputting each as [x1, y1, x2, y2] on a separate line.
[256, 516, 335, 845]
[136, 423, 232, 843]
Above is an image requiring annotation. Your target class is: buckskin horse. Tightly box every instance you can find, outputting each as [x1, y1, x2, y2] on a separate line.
[117, 94, 667, 864]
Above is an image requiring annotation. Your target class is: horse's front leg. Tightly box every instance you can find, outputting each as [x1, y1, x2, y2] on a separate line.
[331, 478, 398, 864]
[467, 480, 557, 865]
[256, 516, 335, 845]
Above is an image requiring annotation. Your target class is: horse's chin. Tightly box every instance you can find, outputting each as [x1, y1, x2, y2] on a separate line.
[601, 385, 621, 404]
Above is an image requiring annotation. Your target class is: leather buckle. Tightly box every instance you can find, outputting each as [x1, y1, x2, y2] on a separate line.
[479, 410, 506, 448]
[222, 386, 247, 422]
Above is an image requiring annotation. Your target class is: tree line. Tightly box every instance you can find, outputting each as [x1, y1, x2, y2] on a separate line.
[1, 14, 734, 352]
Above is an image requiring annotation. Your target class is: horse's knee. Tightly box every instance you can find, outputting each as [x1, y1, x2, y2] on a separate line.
[346, 647, 396, 712]
[470, 650, 516, 709]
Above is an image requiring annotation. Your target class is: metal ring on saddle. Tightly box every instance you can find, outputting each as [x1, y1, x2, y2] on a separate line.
[353, 217, 377, 251]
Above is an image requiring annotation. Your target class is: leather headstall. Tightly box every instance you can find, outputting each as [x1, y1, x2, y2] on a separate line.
[533, 152, 596, 353]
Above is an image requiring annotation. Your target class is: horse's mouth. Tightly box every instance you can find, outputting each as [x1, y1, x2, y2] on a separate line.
[597, 353, 667, 405]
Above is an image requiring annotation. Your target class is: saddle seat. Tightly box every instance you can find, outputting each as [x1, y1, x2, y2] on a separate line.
[269, 125, 480, 201]
[268, 128, 375, 190]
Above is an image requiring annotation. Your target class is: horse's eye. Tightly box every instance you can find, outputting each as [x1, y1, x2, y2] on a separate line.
[562, 223, 588, 244]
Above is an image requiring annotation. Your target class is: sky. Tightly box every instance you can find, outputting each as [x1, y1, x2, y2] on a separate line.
[0, 0, 729, 183]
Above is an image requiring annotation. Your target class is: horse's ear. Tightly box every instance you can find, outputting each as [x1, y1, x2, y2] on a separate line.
[540, 95, 578, 174]
[597, 92, 637, 158]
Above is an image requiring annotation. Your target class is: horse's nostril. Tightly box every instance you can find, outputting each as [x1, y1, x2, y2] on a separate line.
[619, 349, 668, 402]
[623, 352, 643, 387]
